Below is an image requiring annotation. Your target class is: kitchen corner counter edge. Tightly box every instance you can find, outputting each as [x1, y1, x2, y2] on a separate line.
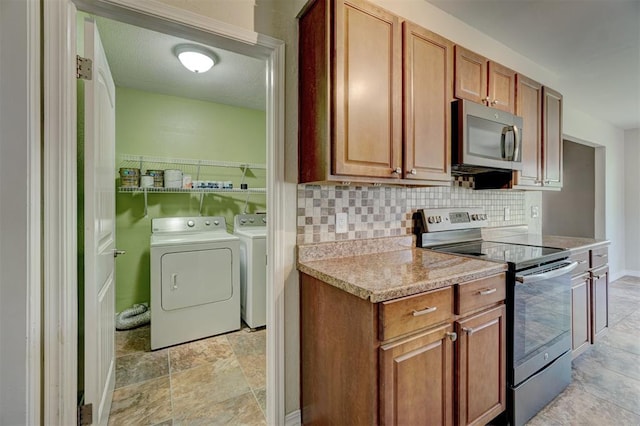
[297, 235, 507, 303]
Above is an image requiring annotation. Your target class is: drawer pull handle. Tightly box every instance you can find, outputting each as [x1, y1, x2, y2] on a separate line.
[462, 327, 475, 335]
[446, 331, 457, 342]
[479, 288, 497, 296]
[577, 260, 587, 264]
[412, 306, 437, 316]
[595, 254, 608, 258]
[593, 275, 602, 280]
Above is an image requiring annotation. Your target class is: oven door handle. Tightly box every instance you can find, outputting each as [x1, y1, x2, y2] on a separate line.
[515, 261, 578, 284]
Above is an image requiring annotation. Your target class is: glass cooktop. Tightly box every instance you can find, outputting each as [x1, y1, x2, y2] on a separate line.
[432, 241, 567, 269]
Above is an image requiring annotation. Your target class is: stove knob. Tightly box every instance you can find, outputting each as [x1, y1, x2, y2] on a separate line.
[249, 218, 255, 223]
[262, 217, 267, 224]
[205, 220, 211, 226]
[437, 216, 442, 223]
[482, 214, 487, 220]
[213, 220, 220, 226]
[240, 219, 247, 225]
[427, 216, 435, 224]
[187, 220, 195, 227]
[471, 214, 477, 220]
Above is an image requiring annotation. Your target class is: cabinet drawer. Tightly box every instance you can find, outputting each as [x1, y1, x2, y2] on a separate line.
[590, 246, 608, 269]
[455, 273, 506, 316]
[379, 287, 453, 341]
[571, 250, 590, 276]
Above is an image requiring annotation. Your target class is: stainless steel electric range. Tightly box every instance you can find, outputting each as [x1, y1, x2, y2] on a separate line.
[415, 207, 578, 426]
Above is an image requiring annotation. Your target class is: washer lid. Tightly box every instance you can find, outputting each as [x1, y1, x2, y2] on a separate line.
[234, 227, 267, 239]
[151, 231, 239, 247]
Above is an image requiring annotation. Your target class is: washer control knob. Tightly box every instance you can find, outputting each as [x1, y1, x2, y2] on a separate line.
[187, 220, 195, 227]
[205, 220, 211, 226]
[240, 219, 247, 225]
[214, 220, 220, 226]
[249, 218, 255, 223]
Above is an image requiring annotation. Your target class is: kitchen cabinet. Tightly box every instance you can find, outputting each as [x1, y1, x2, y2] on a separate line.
[570, 245, 609, 358]
[513, 76, 563, 190]
[298, 0, 452, 185]
[454, 45, 516, 113]
[300, 271, 506, 425]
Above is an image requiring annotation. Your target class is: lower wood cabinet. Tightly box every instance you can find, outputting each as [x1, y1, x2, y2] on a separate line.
[301, 271, 506, 426]
[571, 272, 591, 357]
[380, 323, 454, 426]
[570, 245, 609, 358]
[456, 305, 506, 426]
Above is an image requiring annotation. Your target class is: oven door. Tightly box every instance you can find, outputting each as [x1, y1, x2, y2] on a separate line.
[512, 260, 577, 385]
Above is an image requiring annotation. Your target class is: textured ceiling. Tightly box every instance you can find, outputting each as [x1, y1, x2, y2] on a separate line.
[93, 16, 266, 111]
[427, 0, 640, 130]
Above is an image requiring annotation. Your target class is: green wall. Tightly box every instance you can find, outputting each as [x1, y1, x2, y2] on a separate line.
[115, 87, 266, 312]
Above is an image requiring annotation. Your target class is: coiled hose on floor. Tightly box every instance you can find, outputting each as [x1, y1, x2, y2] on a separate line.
[115, 302, 150, 330]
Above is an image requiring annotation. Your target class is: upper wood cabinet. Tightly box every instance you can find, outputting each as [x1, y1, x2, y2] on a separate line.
[403, 22, 453, 182]
[454, 45, 516, 113]
[298, 0, 452, 185]
[514, 76, 563, 190]
[542, 86, 563, 189]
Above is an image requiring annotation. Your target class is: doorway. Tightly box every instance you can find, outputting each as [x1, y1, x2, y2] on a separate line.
[77, 13, 269, 424]
[42, 1, 285, 424]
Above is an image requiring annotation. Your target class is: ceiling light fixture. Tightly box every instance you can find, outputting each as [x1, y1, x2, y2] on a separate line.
[174, 44, 216, 73]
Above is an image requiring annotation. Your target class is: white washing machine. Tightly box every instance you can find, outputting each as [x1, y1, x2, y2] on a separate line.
[150, 216, 240, 350]
[234, 214, 267, 329]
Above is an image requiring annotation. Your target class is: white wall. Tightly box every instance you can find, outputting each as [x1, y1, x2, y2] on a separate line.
[624, 128, 640, 275]
[0, 0, 36, 423]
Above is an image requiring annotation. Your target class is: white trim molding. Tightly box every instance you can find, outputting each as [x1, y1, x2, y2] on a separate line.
[611, 270, 640, 282]
[26, 0, 42, 423]
[285, 409, 302, 426]
[43, 0, 79, 425]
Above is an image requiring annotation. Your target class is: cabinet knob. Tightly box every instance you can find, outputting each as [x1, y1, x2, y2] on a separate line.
[407, 168, 417, 175]
[462, 326, 475, 335]
[491, 99, 498, 106]
[484, 96, 491, 105]
[392, 167, 402, 175]
[446, 331, 457, 342]
[544, 180, 551, 184]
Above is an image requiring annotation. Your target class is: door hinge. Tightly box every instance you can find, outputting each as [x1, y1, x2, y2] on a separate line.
[76, 55, 93, 80]
[77, 403, 93, 426]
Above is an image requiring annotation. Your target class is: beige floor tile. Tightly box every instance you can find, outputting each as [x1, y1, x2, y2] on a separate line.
[115, 349, 169, 389]
[170, 360, 251, 420]
[108, 376, 172, 426]
[115, 325, 151, 357]
[173, 392, 266, 426]
[168, 335, 234, 373]
[228, 328, 266, 357]
[237, 353, 267, 390]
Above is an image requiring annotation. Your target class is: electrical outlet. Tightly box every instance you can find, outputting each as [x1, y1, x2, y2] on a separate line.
[336, 212, 348, 234]
[504, 207, 511, 221]
[531, 206, 539, 218]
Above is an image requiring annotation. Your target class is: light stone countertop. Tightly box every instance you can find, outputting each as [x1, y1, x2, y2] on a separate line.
[297, 242, 507, 303]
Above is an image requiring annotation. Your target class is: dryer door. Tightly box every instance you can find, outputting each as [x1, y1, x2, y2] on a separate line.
[161, 248, 233, 310]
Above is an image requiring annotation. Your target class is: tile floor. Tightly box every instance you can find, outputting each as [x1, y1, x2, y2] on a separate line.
[527, 276, 640, 425]
[109, 325, 266, 426]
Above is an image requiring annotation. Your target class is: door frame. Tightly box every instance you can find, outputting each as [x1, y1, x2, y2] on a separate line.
[42, 1, 286, 425]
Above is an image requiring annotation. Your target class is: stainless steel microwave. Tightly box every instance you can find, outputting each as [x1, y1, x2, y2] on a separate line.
[452, 99, 523, 172]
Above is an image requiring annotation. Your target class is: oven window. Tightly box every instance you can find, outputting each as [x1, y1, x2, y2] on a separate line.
[513, 272, 571, 366]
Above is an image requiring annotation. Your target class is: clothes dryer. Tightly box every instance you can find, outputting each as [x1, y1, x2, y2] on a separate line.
[150, 216, 239, 350]
[234, 214, 267, 329]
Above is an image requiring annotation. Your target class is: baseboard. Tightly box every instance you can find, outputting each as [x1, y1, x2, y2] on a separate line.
[285, 409, 301, 426]
[612, 270, 640, 281]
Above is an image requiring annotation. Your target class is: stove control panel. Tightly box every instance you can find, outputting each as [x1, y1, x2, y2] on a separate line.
[419, 207, 488, 232]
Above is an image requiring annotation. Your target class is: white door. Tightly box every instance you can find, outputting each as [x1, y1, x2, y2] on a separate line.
[84, 18, 117, 426]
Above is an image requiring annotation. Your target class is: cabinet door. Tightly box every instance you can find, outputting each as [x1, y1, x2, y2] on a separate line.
[454, 45, 487, 105]
[542, 87, 563, 188]
[487, 61, 516, 113]
[334, 0, 402, 178]
[591, 265, 609, 341]
[571, 273, 591, 358]
[380, 324, 454, 426]
[513, 74, 542, 187]
[403, 22, 452, 182]
[456, 305, 506, 426]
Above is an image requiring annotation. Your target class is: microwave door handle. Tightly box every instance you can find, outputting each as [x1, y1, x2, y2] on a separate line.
[515, 261, 578, 284]
[511, 125, 520, 161]
[501, 127, 509, 159]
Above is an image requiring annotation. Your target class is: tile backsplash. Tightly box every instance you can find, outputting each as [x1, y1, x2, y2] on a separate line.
[297, 184, 527, 244]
